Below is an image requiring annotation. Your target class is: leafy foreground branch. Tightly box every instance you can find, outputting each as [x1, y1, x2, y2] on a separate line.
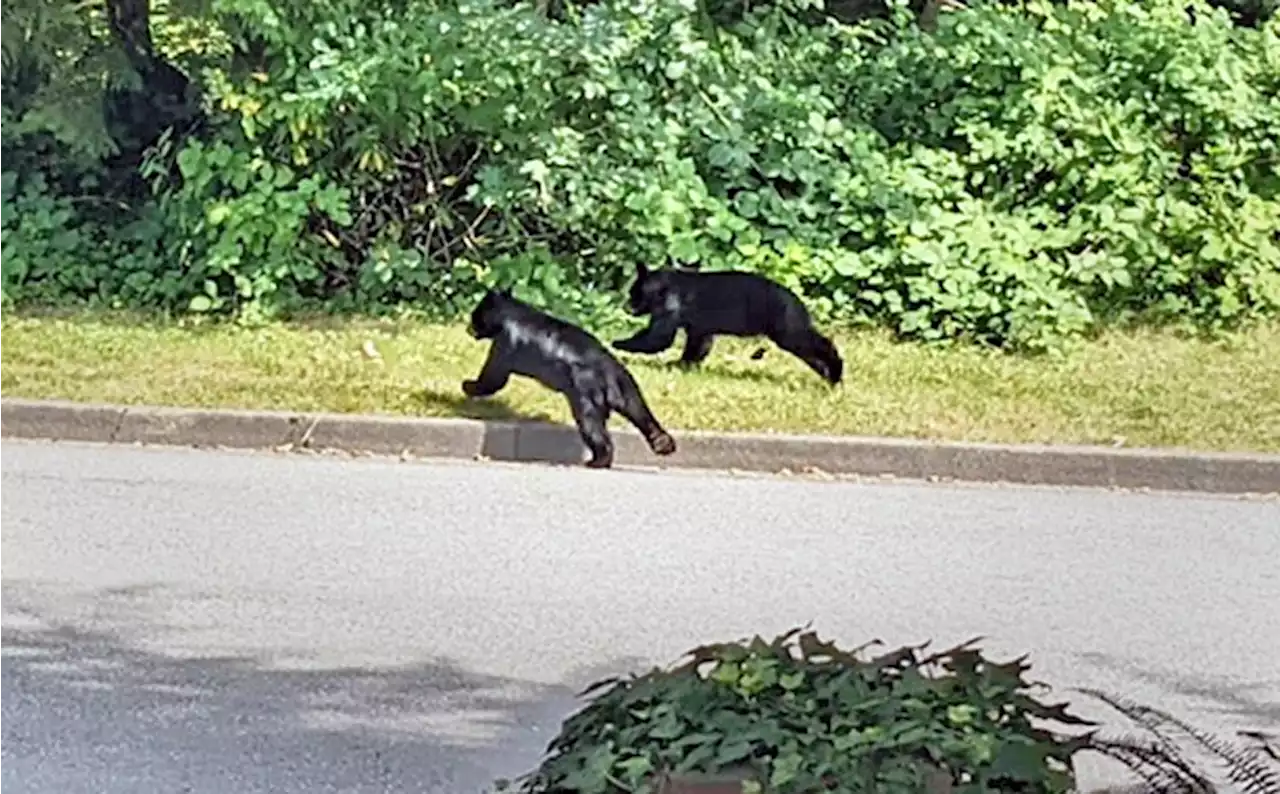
[496, 628, 1280, 794]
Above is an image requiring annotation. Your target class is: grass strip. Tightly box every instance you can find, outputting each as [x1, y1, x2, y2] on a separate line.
[2, 311, 1278, 453]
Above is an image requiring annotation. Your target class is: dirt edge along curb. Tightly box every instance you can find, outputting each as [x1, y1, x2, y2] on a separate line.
[3, 397, 1278, 495]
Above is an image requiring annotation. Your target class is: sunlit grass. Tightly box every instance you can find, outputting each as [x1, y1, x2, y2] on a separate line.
[3, 309, 1278, 452]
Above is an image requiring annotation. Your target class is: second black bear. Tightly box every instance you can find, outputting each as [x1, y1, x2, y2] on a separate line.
[462, 287, 677, 469]
[612, 262, 844, 386]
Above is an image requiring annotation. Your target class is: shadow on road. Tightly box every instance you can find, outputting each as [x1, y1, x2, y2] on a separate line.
[0, 582, 623, 794]
[7, 581, 1260, 794]
[417, 386, 588, 467]
[1078, 650, 1280, 725]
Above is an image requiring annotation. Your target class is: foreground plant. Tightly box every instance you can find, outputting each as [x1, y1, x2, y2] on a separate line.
[501, 629, 1280, 793]
[506, 628, 1098, 793]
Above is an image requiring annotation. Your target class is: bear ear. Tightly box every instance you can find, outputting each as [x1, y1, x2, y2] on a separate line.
[636, 261, 650, 278]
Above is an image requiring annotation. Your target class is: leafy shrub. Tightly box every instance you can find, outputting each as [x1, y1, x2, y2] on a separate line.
[838, 0, 1280, 345]
[1, 0, 213, 311]
[145, 134, 353, 318]
[0, 170, 170, 308]
[506, 628, 1098, 793]
[1, 173, 89, 304]
[160, 0, 1280, 349]
[4, 0, 1279, 351]
[500, 629, 1280, 794]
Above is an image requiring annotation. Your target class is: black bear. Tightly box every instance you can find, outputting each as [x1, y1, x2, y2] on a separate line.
[462, 287, 678, 469]
[612, 262, 844, 386]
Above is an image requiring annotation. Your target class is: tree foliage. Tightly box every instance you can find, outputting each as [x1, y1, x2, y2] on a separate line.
[3, 0, 1279, 350]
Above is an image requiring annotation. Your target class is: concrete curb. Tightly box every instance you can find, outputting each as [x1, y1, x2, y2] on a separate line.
[3, 397, 1278, 495]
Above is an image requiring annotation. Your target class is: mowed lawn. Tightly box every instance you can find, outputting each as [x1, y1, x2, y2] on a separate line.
[2, 310, 1278, 453]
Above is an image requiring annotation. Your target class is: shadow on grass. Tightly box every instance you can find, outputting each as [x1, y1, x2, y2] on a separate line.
[681, 358, 813, 387]
[645, 357, 829, 389]
[417, 386, 557, 425]
[0, 581, 591, 794]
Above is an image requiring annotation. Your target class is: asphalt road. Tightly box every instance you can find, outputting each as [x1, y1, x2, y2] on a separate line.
[3, 439, 1278, 794]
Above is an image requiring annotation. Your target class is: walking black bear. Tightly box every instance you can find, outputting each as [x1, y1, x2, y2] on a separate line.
[462, 287, 678, 469]
[612, 262, 844, 386]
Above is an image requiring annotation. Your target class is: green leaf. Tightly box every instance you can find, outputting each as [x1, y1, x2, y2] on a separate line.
[769, 751, 804, 788]
[670, 232, 702, 262]
[735, 192, 760, 220]
[708, 142, 736, 168]
[715, 737, 754, 765]
[519, 159, 549, 183]
[989, 740, 1049, 782]
[947, 704, 977, 725]
[615, 754, 654, 782]
[560, 743, 617, 793]
[176, 146, 203, 179]
[207, 204, 233, 226]
[649, 714, 685, 740]
[780, 671, 805, 690]
[189, 295, 214, 312]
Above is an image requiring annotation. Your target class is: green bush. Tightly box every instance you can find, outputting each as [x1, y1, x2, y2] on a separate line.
[0, 171, 171, 308]
[3, 0, 1279, 350]
[507, 628, 1096, 793]
[501, 629, 1280, 794]
[0, 0, 214, 311]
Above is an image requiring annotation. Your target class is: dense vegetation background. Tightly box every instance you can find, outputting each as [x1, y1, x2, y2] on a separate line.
[3, 0, 1278, 352]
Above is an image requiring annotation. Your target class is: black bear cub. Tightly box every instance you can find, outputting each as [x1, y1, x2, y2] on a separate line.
[612, 262, 844, 386]
[462, 287, 677, 469]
